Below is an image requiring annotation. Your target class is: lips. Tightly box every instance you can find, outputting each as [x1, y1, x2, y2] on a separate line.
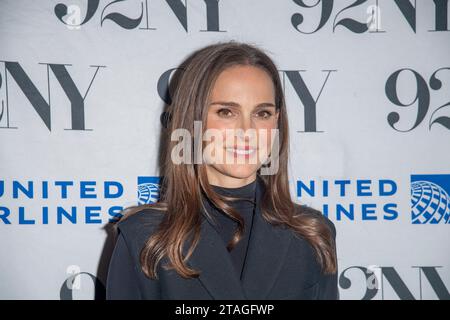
[230, 145, 257, 150]
[225, 146, 257, 155]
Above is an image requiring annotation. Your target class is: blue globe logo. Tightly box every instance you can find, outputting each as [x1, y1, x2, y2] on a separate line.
[138, 182, 160, 205]
[411, 180, 450, 224]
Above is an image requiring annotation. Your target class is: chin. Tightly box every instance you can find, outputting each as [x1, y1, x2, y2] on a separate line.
[220, 164, 260, 179]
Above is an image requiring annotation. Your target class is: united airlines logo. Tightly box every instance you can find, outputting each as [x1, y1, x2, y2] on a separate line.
[137, 176, 161, 205]
[411, 174, 450, 224]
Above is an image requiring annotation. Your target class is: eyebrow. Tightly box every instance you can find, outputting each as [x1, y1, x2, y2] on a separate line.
[209, 101, 276, 109]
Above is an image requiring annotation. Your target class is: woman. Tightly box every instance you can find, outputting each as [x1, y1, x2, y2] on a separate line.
[106, 41, 338, 300]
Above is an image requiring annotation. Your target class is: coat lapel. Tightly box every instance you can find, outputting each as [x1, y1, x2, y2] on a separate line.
[184, 176, 294, 299]
[184, 214, 247, 299]
[240, 180, 294, 299]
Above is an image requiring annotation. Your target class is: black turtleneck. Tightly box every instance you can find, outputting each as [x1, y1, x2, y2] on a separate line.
[202, 179, 257, 281]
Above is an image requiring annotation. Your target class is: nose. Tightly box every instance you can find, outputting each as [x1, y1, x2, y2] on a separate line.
[239, 111, 254, 130]
[236, 112, 255, 143]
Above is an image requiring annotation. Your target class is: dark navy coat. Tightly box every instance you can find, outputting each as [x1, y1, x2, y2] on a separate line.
[106, 178, 339, 300]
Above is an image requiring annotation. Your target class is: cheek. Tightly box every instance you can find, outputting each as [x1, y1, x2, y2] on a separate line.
[203, 124, 230, 158]
[256, 120, 278, 148]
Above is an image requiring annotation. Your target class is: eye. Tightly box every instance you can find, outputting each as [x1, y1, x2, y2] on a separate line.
[217, 108, 235, 118]
[255, 110, 273, 119]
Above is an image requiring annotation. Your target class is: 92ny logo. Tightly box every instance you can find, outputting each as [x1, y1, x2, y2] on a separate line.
[385, 68, 450, 132]
[54, 0, 450, 33]
[59, 264, 450, 300]
[0, 62, 335, 134]
[291, 0, 450, 33]
[2, 62, 449, 133]
[54, 0, 224, 31]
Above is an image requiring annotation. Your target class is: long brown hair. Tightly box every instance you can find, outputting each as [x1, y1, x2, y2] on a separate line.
[120, 40, 337, 279]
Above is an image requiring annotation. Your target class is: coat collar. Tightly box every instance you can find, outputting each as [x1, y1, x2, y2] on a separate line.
[183, 176, 294, 299]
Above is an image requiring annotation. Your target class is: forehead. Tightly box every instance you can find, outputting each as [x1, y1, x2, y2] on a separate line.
[209, 65, 275, 103]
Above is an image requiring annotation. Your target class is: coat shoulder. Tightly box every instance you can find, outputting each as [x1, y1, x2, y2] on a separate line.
[294, 203, 336, 238]
[115, 206, 166, 251]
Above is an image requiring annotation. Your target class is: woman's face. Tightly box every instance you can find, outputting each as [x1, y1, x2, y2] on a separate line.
[204, 65, 279, 188]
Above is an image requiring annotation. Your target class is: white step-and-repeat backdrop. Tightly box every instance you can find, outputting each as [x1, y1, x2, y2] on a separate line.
[1, 0, 449, 299]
